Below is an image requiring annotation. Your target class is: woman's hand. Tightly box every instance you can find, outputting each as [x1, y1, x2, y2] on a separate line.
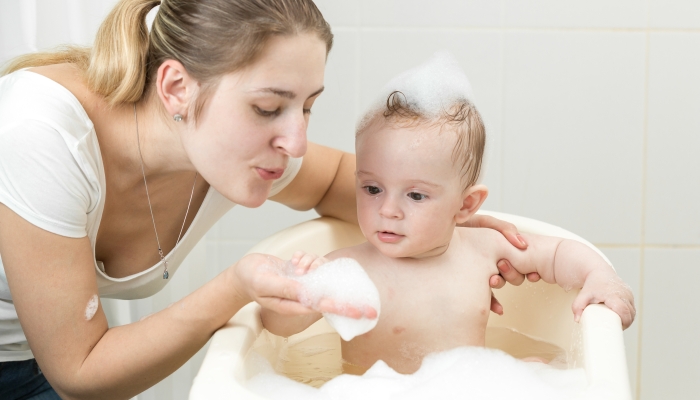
[232, 253, 374, 319]
[461, 213, 541, 315]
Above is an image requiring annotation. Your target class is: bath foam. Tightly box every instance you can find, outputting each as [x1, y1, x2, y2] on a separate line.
[359, 51, 474, 125]
[291, 258, 381, 341]
[247, 346, 610, 400]
[357, 51, 490, 183]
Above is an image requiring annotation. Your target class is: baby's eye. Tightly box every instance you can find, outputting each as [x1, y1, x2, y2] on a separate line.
[303, 108, 312, 115]
[407, 192, 427, 201]
[364, 186, 381, 195]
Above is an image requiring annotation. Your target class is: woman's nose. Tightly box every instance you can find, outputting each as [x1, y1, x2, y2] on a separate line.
[273, 113, 307, 158]
[379, 195, 403, 219]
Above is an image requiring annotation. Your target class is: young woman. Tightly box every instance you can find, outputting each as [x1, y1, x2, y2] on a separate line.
[0, 1, 530, 398]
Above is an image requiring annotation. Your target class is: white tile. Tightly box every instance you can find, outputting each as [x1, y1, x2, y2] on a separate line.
[307, 30, 359, 153]
[215, 201, 318, 242]
[650, 0, 700, 29]
[35, 0, 72, 49]
[0, 2, 33, 63]
[313, 0, 360, 27]
[639, 249, 700, 400]
[503, 0, 647, 29]
[502, 32, 646, 244]
[358, 31, 504, 211]
[645, 33, 700, 245]
[598, 247, 642, 398]
[359, 0, 501, 28]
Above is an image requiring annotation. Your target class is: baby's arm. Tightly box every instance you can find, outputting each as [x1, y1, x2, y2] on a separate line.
[484, 231, 635, 329]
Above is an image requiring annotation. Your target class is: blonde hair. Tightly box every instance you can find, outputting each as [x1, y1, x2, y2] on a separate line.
[1, 0, 333, 111]
[358, 91, 485, 190]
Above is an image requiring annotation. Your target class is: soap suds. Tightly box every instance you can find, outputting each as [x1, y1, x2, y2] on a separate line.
[289, 258, 381, 341]
[247, 346, 610, 400]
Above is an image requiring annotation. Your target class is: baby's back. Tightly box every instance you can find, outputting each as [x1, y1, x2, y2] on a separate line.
[330, 228, 499, 374]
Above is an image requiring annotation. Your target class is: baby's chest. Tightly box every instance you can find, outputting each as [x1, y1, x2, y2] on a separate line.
[375, 268, 492, 334]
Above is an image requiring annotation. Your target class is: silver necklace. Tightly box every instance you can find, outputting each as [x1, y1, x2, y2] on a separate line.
[133, 104, 198, 279]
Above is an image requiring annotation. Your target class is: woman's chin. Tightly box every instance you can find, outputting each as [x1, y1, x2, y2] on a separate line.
[220, 185, 270, 208]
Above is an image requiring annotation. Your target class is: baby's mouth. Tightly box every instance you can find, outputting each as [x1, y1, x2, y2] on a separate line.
[377, 231, 404, 243]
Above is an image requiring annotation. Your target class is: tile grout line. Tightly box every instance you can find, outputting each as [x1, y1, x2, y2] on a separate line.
[499, 0, 506, 211]
[636, 3, 652, 397]
[332, 26, 700, 34]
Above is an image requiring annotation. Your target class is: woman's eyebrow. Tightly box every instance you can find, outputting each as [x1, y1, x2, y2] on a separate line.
[253, 86, 324, 99]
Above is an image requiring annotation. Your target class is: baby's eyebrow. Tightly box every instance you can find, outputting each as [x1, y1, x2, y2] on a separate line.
[407, 179, 439, 188]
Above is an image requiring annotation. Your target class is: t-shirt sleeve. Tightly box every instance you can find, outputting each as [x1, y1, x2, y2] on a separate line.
[0, 120, 96, 238]
[268, 156, 303, 198]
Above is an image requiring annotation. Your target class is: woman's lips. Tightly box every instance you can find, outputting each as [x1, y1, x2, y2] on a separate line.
[256, 167, 284, 180]
[377, 231, 404, 243]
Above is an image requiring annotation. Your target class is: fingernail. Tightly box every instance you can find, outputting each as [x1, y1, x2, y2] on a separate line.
[497, 261, 508, 273]
[517, 234, 527, 246]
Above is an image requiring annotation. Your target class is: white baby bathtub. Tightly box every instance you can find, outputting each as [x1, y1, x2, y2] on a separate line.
[190, 212, 631, 400]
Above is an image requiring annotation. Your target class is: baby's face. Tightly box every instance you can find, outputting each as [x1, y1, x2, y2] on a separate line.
[355, 119, 466, 258]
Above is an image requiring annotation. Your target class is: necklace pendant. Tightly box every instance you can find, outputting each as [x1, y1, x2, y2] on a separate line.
[162, 260, 169, 280]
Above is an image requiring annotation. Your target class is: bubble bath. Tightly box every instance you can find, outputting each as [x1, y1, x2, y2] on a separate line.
[244, 327, 610, 400]
[287, 258, 381, 341]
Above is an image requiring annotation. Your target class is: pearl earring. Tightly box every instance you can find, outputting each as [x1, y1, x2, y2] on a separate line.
[173, 114, 183, 122]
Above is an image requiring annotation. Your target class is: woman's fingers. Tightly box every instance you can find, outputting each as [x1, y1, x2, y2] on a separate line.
[496, 259, 525, 286]
[467, 215, 528, 250]
[316, 298, 378, 320]
[489, 274, 506, 289]
[526, 272, 541, 282]
[490, 291, 503, 315]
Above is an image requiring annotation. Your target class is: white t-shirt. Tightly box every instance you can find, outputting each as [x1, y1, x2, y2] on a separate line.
[0, 70, 302, 362]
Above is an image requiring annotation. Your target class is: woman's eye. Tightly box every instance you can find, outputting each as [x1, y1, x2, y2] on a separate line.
[364, 186, 381, 195]
[254, 106, 280, 117]
[407, 192, 427, 201]
[303, 108, 312, 115]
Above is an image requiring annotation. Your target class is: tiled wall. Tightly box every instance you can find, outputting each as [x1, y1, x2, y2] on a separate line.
[2, 1, 699, 399]
[296, 1, 698, 399]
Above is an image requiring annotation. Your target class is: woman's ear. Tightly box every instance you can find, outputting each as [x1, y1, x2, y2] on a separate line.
[155, 60, 195, 120]
[455, 184, 488, 224]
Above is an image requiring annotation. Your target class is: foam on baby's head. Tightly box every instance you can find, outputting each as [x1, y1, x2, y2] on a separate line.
[356, 51, 487, 188]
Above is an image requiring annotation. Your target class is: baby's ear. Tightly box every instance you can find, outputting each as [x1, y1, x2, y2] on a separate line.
[455, 184, 488, 224]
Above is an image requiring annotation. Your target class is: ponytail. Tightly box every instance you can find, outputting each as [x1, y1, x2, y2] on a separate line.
[87, 0, 160, 105]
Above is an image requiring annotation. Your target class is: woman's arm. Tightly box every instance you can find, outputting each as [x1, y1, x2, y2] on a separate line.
[271, 142, 357, 224]
[0, 205, 313, 400]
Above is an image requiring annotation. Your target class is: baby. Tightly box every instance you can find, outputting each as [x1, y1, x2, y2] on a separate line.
[261, 52, 635, 375]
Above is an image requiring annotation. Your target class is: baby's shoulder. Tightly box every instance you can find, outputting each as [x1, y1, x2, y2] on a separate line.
[326, 242, 373, 263]
[453, 226, 510, 256]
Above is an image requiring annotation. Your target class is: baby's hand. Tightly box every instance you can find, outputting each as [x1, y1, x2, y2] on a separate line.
[290, 250, 329, 275]
[572, 268, 636, 329]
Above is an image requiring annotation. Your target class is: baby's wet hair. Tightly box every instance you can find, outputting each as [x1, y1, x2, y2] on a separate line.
[359, 90, 485, 191]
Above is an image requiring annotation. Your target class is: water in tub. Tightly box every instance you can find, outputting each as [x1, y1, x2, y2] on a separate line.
[245, 259, 610, 400]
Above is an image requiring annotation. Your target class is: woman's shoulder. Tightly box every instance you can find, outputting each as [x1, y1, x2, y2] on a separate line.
[0, 64, 99, 131]
[26, 63, 99, 107]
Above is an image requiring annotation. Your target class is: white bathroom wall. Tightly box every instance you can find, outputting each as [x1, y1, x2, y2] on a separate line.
[307, 1, 700, 399]
[1, 1, 698, 400]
